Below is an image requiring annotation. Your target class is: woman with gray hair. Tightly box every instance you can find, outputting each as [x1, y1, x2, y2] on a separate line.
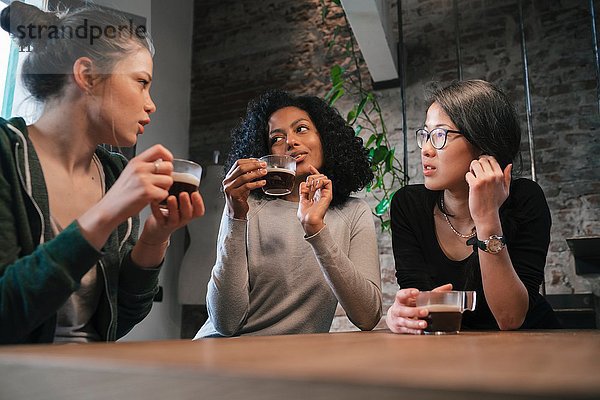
[0, 1, 204, 344]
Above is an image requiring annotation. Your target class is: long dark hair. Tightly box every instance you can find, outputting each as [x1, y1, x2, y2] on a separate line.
[226, 89, 374, 207]
[427, 80, 521, 170]
[1, 1, 154, 102]
[426, 80, 522, 290]
[429, 80, 522, 214]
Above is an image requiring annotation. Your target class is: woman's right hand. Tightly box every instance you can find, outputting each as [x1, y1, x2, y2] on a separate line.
[78, 144, 174, 250]
[385, 288, 427, 334]
[386, 284, 453, 334]
[222, 158, 267, 219]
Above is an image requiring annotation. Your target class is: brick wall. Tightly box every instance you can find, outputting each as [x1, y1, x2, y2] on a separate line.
[189, 0, 341, 164]
[189, 0, 600, 330]
[396, 0, 600, 295]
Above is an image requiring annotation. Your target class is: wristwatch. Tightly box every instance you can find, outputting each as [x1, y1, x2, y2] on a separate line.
[469, 235, 506, 254]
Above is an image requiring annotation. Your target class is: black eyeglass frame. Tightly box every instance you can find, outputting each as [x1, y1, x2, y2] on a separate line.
[415, 128, 464, 150]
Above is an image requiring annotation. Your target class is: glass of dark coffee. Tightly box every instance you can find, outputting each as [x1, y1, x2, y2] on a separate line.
[416, 291, 476, 335]
[259, 155, 296, 196]
[160, 159, 202, 211]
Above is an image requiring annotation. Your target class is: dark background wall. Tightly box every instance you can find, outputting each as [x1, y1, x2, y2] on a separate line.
[189, 0, 342, 165]
[188, 0, 600, 330]
[399, 0, 600, 296]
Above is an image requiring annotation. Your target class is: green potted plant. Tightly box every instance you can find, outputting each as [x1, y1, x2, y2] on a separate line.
[320, 0, 407, 231]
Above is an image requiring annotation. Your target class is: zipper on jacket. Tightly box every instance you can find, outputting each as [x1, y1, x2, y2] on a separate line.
[97, 259, 116, 341]
[14, 142, 46, 245]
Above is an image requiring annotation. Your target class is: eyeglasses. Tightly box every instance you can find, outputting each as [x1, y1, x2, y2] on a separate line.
[416, 128, 463, 150]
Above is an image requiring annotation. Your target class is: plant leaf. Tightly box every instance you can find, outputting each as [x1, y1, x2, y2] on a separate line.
[329, 88, 345, 106]
[347, 108, 357, 124]
[385, 147, 395, 173]
[330, 65, 344, 85]
[381, 219, 391, 231]
[375, 196, 391, 216]
[354, 125, 363, 136]
[372, 176, 383, 189]
[372, 146, 388, 164]
[332, 0, 341, 5]
[365, 134, 376, 147]
[356, 95, 369, 118]
[367, 147, 375, 162]
[324, 80, 344, 103]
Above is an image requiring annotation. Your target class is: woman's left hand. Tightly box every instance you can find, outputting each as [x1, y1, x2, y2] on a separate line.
[141, 191, 206, 244]
[465, 155, 511, 225]
[297, 165, 332, 236]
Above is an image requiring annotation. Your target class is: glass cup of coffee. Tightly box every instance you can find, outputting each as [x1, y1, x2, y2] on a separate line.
[416, 290, 477, 335]
[159, 159, 202, 211]
[259, 155, 296, 196]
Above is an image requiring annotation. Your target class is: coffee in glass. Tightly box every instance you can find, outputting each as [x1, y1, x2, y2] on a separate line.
[160, 159, 202, 211]
[259, 155, 296, 196]
[416, 291, 476, 335]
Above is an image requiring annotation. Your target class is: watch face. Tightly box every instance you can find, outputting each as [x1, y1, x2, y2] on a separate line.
[486, 238, 504, 253]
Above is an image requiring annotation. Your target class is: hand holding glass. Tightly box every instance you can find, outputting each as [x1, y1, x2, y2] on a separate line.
[259, 155, 296, 196]
[159, 159, 202, 211]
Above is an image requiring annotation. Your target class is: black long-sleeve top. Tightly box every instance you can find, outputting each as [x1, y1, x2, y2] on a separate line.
[391, 179, 560, 330]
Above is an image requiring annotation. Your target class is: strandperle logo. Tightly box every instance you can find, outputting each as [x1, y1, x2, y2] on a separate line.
[15, 18, 146, 51]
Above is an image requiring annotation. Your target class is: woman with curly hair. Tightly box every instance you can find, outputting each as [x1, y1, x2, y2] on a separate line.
[194, 89, 382, 338]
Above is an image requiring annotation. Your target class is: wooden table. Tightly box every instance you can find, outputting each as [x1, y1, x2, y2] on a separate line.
[0, 330, 598, 400]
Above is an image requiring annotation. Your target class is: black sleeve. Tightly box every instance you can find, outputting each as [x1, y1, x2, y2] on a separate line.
[390, 186, 434, 291]
[501, 179, 551, 304]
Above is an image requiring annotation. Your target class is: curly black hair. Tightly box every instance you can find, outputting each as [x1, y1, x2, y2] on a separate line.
[225, 89, 374, 208]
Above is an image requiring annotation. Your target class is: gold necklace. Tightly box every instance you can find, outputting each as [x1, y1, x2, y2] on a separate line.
[440, 194, 476, 239]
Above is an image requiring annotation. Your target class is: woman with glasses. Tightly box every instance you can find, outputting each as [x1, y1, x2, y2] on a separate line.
[386, 80, 560, 334]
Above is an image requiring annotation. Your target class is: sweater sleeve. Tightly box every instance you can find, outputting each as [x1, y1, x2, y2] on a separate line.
[305, 199, 382, 330]
[0, 219, 102, 344]
[390, 186, 435, 291]
[204, 209, 250, 336]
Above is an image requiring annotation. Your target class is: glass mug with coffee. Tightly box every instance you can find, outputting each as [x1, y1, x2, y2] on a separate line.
[159, 159, 202, 212]
[259, 155, 296, 196]
[416, 290, 476, 335]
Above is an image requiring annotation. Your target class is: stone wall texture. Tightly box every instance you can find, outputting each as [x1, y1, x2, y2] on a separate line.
[189, 0, 600, 330]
